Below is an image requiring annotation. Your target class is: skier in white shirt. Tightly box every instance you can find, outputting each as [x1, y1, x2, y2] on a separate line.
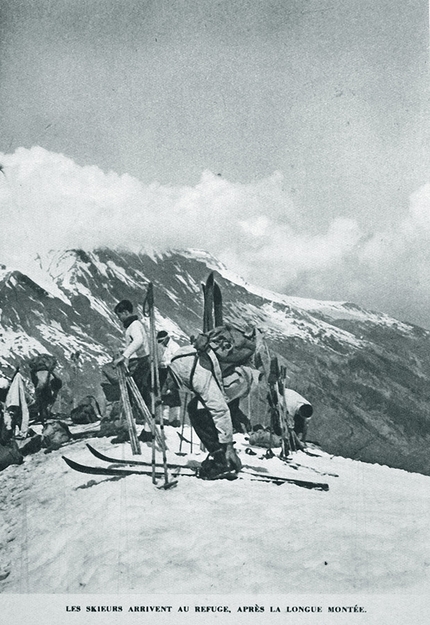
[156, 330, 182, 426]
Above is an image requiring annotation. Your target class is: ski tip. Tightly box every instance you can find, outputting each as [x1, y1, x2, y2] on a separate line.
[156, 479, 179, 490]
[62, 455, 78, 470]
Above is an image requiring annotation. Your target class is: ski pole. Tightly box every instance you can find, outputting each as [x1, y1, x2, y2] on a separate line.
[279, 365, 290, 459]
[176, 391, 189, 456]
[145, 282, 176, 489]
[125, 376, 165, 448]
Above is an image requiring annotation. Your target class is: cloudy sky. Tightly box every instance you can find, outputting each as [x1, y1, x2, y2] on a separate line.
[0, 0, 429, 327]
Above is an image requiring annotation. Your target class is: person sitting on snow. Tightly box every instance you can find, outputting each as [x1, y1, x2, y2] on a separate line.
[156, 330, 182, 427]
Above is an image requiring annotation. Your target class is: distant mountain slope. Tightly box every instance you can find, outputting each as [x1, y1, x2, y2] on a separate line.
[1, 248, 430, 475]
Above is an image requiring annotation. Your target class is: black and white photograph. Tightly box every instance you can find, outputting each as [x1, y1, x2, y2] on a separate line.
[0, 1, 429, 623]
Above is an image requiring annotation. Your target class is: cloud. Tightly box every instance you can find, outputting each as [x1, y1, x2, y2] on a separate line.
[1, 146, 429, 328]
[0, 146, 359, 278]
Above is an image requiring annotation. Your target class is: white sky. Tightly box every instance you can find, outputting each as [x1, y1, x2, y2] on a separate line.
[0, 0, 429, 327]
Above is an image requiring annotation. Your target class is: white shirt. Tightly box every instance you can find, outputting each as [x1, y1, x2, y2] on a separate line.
[123, 319, 149, 360]
[283, 389, 312, 417]
[159, 337, 180, 367]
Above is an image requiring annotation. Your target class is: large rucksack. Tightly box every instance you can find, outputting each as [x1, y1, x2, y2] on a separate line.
[193, 323, 257, 373]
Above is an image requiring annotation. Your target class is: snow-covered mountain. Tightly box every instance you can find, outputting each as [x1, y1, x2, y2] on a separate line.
[1, 248, 430, 476]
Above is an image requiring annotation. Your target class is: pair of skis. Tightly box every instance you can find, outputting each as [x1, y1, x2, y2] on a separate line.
[62, 444, 329, 490]
[141, 282, 177, 488]
[202, 271, 223, 332]
[117, 365, 141, 455]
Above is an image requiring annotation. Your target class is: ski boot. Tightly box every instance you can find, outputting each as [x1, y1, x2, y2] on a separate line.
[198, 447, 239, 481]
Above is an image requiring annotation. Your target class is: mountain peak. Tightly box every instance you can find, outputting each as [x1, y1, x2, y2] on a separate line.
[1, 247, 430, 476]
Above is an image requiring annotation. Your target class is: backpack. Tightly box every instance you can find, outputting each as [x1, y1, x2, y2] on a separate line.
[0, 440, 23, 471]
[70, 396, 101, 425]
[193, 324, 256, 372]
[41, 421, 72, 450]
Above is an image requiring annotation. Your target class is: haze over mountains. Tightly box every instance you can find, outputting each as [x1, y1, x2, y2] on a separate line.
[1, 248, 430, 476]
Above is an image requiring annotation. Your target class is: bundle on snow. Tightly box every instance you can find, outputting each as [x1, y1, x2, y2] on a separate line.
[0, 440, 23, 471]
[41, 421, 72, 451]
[248, 429, 282, 449]
[98, 402, 127, 438]
[70, 396, 101, 424]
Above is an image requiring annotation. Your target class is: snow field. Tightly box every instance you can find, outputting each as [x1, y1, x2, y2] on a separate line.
[0, 426, 430, 595]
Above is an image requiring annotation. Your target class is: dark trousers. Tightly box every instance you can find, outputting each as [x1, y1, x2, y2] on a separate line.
[187, 396, 248, 452]
[128, 357, 151, 409]
[228, 398, 251, 433]
[187, 396, 221, 454]
[101, 357, 151, 412]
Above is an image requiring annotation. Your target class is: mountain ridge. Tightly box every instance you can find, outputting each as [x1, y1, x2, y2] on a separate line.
[1, 247, 430, 475]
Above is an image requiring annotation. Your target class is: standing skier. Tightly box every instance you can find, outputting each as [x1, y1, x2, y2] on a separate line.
[156, 330, 182, 427]
[112, 299, 151, 409]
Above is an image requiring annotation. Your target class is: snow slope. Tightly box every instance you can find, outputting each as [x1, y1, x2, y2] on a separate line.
[1, 426, 429, 596]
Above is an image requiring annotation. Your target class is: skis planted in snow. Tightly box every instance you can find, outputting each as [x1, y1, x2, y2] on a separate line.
[213, 281, 223, 327]
[202, 271, 223, 331]
[202, 271, 215, 332]
[117, 364, 141, 455]
[143, 281, 176, 488]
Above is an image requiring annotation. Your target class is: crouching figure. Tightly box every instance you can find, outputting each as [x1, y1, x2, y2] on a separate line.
[168, 344, 257, 480]
[28, 354, 62, 425]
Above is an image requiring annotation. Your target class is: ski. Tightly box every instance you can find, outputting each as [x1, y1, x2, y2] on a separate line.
[63, 455, 328, 489]
[63, 455, 186, 481]
[86, 443, 194, 470]
[202, 272, 215, 332]
[202, 271, 223, 330]
[213, 281, 223, 327]
[177, 431, 199, 448]
[240, 468, 329, 491]
[63, 455, 175, 477]
[278, 455, 339, 478]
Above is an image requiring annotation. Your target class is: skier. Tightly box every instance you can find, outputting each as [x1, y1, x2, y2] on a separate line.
[283, 388, 313, 444]
[101, 300, 152, 442]
[156, 330, 181, 427]
[27, 354, 62, 424]
[168, 344, 243, 480]
[111, 299, 151, 406]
